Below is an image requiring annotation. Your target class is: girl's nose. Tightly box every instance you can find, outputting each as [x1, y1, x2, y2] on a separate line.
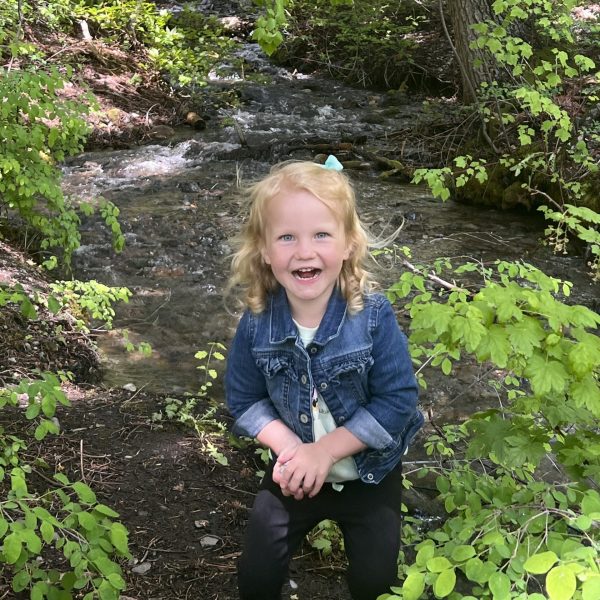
[295, 238, 316, 259]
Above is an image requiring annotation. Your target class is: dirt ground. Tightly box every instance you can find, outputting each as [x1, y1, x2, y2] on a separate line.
[0, 386, 353, 600]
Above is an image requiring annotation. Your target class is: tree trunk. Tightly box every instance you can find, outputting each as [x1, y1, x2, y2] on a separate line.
[446, 0, 500, 104]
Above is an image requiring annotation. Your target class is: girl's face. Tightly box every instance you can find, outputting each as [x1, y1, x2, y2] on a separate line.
[261, 187, 351, 325]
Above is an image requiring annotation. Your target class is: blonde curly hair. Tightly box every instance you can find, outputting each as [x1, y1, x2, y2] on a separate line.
[228, 160, 377, 314]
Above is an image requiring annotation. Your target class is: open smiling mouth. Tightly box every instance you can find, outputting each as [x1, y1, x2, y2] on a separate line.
[293, 268, 321, 280]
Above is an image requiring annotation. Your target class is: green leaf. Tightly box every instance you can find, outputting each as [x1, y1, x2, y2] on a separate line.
[427, 556, 452, 573]
[0, 518, 8, 538]
[11, 469, 28, 497]
[109, 522, 130, 555]
[72, 481, 97, 504]
[465, 557, 487, 583]
[524, 551, 558, 574]
[40, 521, 55, 544]
[21, 529, 42, 554]
[441, 358, 452, 375]
[546, 565, 576, 600]
[415, 542, 435, 567]
[107, 572, 126, 590]
[525, 354, 569, 396]
[77, 511, 97, 531]
[47, 295, 61, 314]
[451, 545, 476, 562]
[94, 504, 120, 518]
[54, 473, 70, 487]
[582, 576, 600, 600]
[3, 532, 23, 564]
[451, 313, 487, 352]
[570, 376, 600, 417]
[573, 515, 592, 530]
[98, 579, 119, 600]
[433, 568, 456, 598]
[475, 324, 511, 367]
[489, 571, 511, 599]
[581, 490, 600, 516]
[506, 317, 545, 355]
[402, 571, 425, 600]
[12, 569, 31, 592]
[20, 297, 38, 319]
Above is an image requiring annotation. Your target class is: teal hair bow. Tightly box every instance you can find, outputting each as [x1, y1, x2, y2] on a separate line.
[322, 155, 343, 171]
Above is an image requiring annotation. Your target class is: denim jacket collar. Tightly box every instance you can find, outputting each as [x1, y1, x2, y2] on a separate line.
[268, 286, 347, 346]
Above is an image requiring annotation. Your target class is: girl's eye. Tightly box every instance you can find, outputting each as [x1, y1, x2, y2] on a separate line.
[315, 232, 330, 239]
[279, 234, 294, 242]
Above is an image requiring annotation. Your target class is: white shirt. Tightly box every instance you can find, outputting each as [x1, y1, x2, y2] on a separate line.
[295, 321, 360, 487]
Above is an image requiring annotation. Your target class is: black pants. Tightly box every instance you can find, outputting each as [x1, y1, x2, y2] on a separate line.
[238, 463, 403, 600]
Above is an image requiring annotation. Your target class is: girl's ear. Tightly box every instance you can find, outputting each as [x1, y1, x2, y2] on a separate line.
[261, 247, 271, 265]
[343, 241, 354, 261]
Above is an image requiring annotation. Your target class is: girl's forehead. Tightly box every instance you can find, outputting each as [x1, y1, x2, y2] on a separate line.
[263, 190, 345, 225]
[268, 185, 345, 211]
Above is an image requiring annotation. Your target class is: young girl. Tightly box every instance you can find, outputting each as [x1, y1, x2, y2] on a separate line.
[225, 157, 423, 600]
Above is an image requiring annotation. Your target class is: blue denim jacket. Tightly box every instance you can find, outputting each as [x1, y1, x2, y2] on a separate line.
[225, 287, 423, 484]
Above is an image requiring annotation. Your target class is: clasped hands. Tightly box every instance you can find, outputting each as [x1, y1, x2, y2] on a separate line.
[271, 442, 335, 500]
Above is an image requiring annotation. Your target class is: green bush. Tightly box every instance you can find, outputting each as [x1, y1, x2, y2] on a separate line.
[1, 373, 131, 599]
[384, 256, 600, 599]
[411, 0, 599, 276]
[264, 0, 421, 88]
[0, 66, 90, 262]
[72, 0, 236, 87]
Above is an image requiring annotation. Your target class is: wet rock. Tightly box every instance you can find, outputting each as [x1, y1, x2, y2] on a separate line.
[185, 111, 206, 130]
[363, 113, 385, 125]
[148, 125, 175, 140]
[179, 181, 201, 193]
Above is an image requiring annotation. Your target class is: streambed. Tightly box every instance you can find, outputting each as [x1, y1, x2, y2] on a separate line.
[63, 35, 599, 430]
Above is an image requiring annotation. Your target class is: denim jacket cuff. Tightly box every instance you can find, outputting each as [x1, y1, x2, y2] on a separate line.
[232, 399, 280, 439]
[344, 407, 393, 450]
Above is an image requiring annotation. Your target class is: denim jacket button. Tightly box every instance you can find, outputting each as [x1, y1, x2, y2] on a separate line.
[300, 374, 308, 385]
[300, 413, 309, 424]
[320, 382, 328, 391]
[367, 473, 374, 481]
[310, 346, 317, 354]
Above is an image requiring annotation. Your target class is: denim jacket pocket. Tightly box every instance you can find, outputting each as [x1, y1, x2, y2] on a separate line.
[254, 355, 298, 381]
[326, 351, 373, 379]
[326, 352, 373, 406]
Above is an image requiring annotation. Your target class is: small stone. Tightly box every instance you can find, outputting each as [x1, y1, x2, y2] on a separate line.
[194, 519, 209, 529]
[122, 383, 137, 392]
[131, 562, 151, 575]
[200, 534, 220, 548]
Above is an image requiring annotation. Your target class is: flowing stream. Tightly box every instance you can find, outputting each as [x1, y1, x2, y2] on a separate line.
[63, 18, 599, 431]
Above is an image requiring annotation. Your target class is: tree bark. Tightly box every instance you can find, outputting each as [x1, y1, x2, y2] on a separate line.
[446, 0, 500, 103]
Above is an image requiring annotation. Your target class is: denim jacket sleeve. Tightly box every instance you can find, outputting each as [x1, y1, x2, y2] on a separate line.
[225, 310, 280, 438]
[342, 297, 419, 451]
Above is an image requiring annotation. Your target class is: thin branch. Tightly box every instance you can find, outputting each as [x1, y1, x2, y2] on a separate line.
[401, 257, 471, 295]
